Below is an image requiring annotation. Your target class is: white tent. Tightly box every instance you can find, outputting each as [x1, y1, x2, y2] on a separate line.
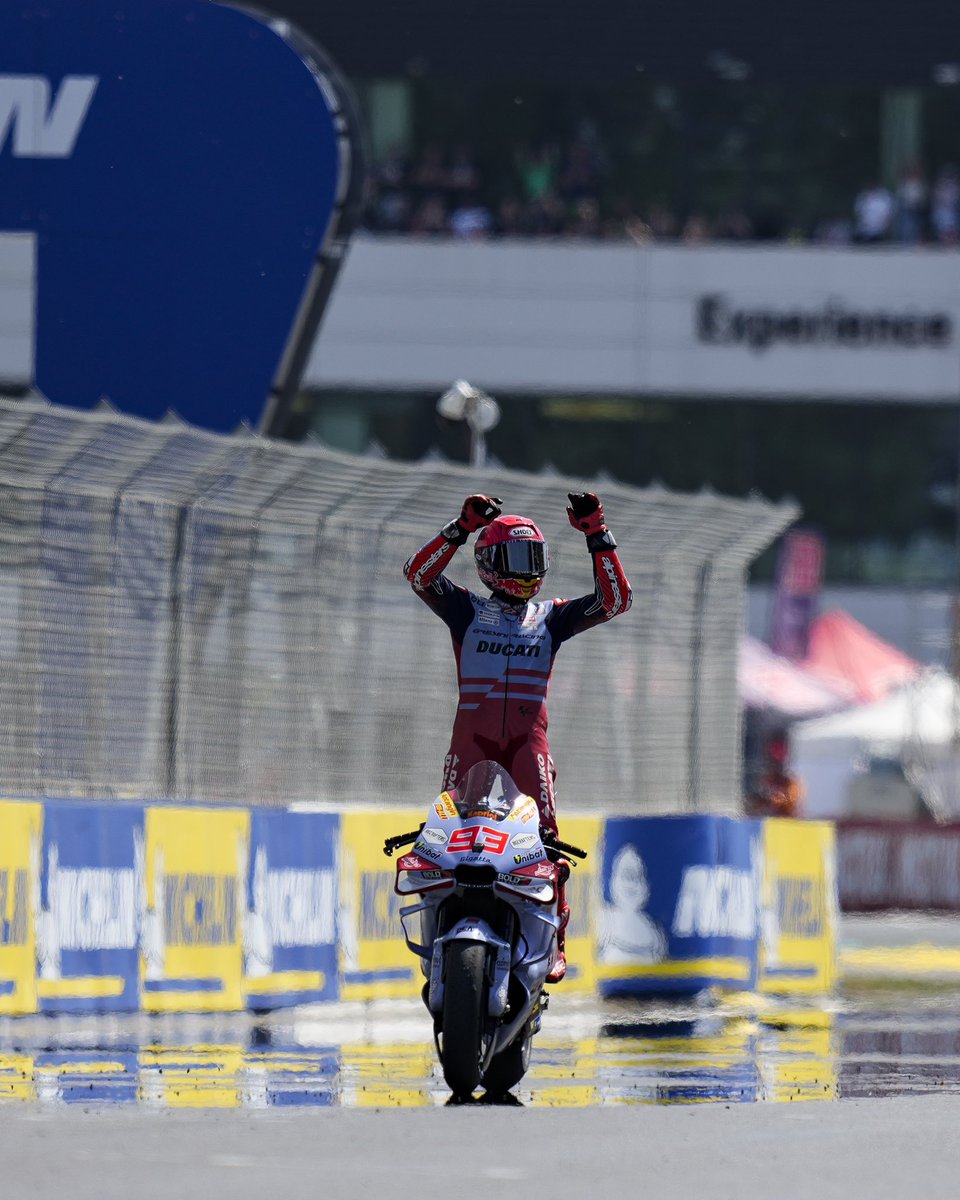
[792, 670, 960, 818]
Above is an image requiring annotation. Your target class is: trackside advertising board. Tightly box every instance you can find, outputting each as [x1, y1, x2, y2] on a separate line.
[0, 801, 42, 1015]
[598, 815, 763, 996]
[0, 799, 833, 1012]
[0, 0, 362, 432]
[245, 811, 339, 1009]
[38, 802, 143, 1012]
[759, 818, 837, 995]
[597, 814, 838, 998]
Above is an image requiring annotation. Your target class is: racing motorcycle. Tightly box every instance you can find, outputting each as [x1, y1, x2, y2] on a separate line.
[384, 759, 586, 1099]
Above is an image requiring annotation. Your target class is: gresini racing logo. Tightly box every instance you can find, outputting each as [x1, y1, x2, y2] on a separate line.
[697, 292, 953, 353]
[0, 76, 98, 158]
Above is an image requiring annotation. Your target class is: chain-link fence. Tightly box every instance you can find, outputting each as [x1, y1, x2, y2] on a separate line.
[0, 394, 796, 812]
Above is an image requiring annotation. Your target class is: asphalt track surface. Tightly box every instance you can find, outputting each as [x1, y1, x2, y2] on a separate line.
[2, 1092, 959, 1200]
[3, 989, 960, 1199]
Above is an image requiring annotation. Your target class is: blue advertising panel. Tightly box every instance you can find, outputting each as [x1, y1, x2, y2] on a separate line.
[597, 815, 763, 997]
[245, 811, 340, 1009]
[0, 0, 361, 432]
[38, 801, 144, 1012]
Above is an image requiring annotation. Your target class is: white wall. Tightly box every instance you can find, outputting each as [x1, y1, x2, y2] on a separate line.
[308, 237, 960, 401]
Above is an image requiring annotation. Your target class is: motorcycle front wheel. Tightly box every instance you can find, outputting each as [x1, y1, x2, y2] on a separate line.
[441, 941, 487, 1096]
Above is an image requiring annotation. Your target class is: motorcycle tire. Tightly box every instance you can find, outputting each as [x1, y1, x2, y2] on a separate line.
[481, 1030, 532, 1097]
[441, 941, 487, 1097]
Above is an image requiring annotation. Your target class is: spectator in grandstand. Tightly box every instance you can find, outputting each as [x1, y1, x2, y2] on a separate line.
[403, 492, 632, 982]
[852, 179, 894, 243]
[568, 196, 603, 239]
[647, 205, 680, 240]
[447, 143, 482, 197]
[365, 181, 412, 234]
[931, 165, 960, 245]
[376, 144, 409, 191]
[449, 198, 494, 238]
[516, 142, 559, 202]
[746, 730, 803, 819]
[558, 130, 604, 202]
[682, 212, 714, 243]
[524, 189, 568, 237]
[715, 208, 755, 242]
[409, 142, 449, 194]
[494, 196, 527, 237]
[893, 162, 928, 245]
[409, 192, 448, 237]
[813, 214, 853, 245]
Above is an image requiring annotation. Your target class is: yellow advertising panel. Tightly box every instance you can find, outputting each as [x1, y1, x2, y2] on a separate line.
[556, 815, 601, 994]
[0, 801, 41, 1015]
[759, 819, 837, 996]
[340, 809, 423, 1001]
[142, 806, 249, 1012]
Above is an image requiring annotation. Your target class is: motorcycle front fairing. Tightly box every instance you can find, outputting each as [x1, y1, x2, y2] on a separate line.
[395, 761, 562, 1017]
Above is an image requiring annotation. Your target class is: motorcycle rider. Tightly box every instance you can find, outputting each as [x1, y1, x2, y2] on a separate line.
[403, 491, 632, 981]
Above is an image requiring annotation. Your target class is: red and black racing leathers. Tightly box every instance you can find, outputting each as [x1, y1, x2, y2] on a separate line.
[403, 527, 631, 832]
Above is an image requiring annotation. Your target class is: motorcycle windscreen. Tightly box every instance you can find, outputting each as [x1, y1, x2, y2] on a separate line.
[454, 760, 525, 821]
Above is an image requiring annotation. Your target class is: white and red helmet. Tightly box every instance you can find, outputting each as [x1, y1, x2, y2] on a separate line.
[474, 515, 549, 600]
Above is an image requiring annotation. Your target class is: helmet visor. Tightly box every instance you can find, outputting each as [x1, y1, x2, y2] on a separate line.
[481, 539, 549, 579]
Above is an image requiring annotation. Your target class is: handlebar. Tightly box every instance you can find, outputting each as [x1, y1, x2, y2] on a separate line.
[542, 830, 588, 863]
[383, 826, 424, 857]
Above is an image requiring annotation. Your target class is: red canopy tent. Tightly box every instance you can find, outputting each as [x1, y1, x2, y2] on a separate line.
[799, 608, 922, 703]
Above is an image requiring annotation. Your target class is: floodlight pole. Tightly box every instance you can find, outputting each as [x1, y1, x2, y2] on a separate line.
[465, 395, 486, 468]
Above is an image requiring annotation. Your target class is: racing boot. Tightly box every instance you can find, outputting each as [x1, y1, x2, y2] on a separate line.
[546, 861, 571, 984]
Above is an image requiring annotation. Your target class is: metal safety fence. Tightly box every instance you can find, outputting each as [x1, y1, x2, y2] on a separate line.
[0, 395, 796, 812]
